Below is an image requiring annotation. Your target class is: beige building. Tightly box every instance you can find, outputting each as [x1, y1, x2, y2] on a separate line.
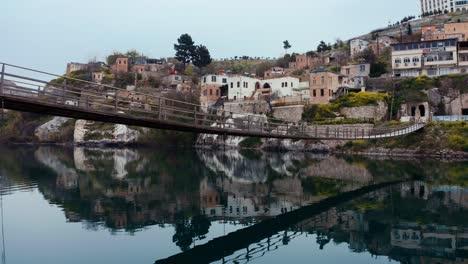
[309, 70, 344, 105]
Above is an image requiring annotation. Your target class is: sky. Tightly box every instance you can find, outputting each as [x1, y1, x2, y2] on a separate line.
[1, 0, 420, 74]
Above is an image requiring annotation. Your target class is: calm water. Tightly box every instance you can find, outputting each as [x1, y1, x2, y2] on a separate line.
[0, 146, 467, 264]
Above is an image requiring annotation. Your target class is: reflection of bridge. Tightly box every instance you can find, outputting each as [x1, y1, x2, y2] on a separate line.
[0, 63, 425, 140]
[155, 180, 403, 264]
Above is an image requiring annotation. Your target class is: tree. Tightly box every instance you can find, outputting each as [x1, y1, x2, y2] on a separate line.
[174, 34, 196, 69]
[317, 41, 331, 52]
[106, 52, 124, 65]
[306, 50, 318, 57]
[192, 45, 212, 68]
[354, 48, 377, 64]
[407, 23, 413, 35]
[283, 40, 292, 54]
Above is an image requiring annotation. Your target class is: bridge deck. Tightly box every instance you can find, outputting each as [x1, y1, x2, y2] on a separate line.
[0, 63, 425, 140]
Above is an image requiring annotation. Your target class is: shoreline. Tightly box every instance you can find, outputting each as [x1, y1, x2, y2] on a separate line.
[4, 141, 467, 161]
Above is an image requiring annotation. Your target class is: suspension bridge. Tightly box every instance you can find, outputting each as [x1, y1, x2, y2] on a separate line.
[0, 63, 425, 140]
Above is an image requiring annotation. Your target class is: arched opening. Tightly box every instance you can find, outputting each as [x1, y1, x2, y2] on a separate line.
[411, 106, 417, 116]
[263, 83, 271, 89]
[419, 105, 426, 117]
[255, 82, 261, 90]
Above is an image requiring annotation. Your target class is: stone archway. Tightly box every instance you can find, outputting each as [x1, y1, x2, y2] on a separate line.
[419, 105, 426, 117]
[255, 82, 261, 90]
[263, 83, 271, 89]
[411, 106, 417, 116]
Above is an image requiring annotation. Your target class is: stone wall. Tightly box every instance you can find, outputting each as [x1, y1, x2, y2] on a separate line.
[340, 101, 388, 121]
[223, 101, 271, 115]
[272, 105, 304, 122]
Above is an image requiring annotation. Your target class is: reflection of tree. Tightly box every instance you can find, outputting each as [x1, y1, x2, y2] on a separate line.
[172, 214, 211, 251]
[316, 233, 331, 250]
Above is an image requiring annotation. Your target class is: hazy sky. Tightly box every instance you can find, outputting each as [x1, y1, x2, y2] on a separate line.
[1, 0, 419, 74]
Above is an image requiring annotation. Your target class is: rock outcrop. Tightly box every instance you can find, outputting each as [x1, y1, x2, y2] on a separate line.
[74, 120, 143, 146]
[34, 117, 72, 142]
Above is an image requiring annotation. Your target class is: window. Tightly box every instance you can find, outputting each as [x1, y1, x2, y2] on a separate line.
[230, 82, 233, 88]
[320, 89, 325, 96]
[404, 57, 411, 63]
[285, 82, 288, 87]
[209, 89, 213, 96]
[237, 82, 240, 88]
[313, 78, 317, 85]
[346, 69, 350, 75]
[360, 65, 366, 72]
[281, 82, 284, 88]
[222, 78, 227, 84]
[321, 76, 325, 85]
[413, 57, 420, 63]
[216, 90, 219, 96]
[291, 82, 293, 87]
[329, 77, 332, 86]
[313, 90, 317, 97]
[203, 77, 207, 83]
[211, 76, 217, 82]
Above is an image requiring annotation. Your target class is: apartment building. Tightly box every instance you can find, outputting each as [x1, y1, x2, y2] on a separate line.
[340, 64, 370, 90]
[391, 38, 458, 77]
[421, 0, 468, 14]
[309, 70, 344, 104]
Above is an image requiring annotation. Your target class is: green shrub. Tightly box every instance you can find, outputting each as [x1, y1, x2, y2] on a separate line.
[239, 137, 262, 148]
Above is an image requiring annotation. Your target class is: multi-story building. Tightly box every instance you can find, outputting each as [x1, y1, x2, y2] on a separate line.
[391, 38, 458, 77]
[421, 0, 468, 14]
[340, 64, 370, 91]
[199, 74, 301, 108]
[422, 23, 468, 41]
[111, 57, 129, 73]
[309, 69, 344, 104]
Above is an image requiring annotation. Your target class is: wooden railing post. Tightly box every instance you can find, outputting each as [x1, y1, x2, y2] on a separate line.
[194, 106, 198, 125]
[62, 79, 67, 104]
[114, 93, 118, 112]
[0, 64, 5, 95]
[158, 98, 162, 119]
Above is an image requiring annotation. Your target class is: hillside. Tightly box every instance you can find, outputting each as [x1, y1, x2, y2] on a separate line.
[357, 12, 468, 41]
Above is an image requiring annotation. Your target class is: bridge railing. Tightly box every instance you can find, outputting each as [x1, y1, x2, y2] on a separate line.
[0, 62, 424, 139]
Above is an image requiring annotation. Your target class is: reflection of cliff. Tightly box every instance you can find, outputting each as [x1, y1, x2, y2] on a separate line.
[73, 147, 144, 179]
[300, 156, 373, 183]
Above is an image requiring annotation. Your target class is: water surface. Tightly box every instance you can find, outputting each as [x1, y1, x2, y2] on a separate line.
[0, 146, 467, 264]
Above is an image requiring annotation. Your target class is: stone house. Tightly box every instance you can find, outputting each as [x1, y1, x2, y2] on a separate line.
[309, 69, 344, 104]
[92, 71, 104, 83]
[112, 57, 129, 73]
